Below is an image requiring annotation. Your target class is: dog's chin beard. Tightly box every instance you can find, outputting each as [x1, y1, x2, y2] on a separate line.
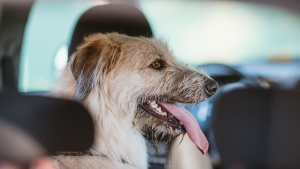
[133, 109, 184, 146]
[132, 99, 186, 145]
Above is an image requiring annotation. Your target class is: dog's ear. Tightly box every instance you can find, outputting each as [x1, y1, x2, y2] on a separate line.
[69, 34, 121, 102]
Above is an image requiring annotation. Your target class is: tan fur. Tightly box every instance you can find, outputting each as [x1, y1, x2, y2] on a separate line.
[50, 33, 214, 169]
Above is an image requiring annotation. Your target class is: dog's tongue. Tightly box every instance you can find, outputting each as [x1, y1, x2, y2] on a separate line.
[159, 102, 209, 154]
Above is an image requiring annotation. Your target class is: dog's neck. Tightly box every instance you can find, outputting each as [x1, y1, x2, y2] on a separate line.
[51, 69, 148, 169]
[82, 89, 148, 169]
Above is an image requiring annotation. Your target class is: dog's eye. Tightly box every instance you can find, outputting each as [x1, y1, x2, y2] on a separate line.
[153, 61, 160, 68]
[150, 59, 164, 69]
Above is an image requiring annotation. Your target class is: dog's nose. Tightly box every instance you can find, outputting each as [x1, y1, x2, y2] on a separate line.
[205, 80, 219, 96]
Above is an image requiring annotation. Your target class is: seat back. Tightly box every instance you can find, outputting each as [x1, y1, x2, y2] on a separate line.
[212, 89, 300, 169]
[68, 4, 153, 55]
[0, 93, 94, 162]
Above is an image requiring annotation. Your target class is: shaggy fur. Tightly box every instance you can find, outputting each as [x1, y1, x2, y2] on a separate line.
[50, 33, 215, 169]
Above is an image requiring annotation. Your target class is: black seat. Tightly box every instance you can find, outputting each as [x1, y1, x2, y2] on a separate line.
[68, 4, 153, 56]
[212, 89, 300, 169]
[0, 93, 94, 162]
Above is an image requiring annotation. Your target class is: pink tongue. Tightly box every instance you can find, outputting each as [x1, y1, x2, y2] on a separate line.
[159, 102, 209, 154]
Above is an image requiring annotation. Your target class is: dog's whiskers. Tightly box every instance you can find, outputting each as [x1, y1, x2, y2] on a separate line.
[134, 112, 146, 125]
[179, 133, 186, 146]
[152, 124, 159, 131]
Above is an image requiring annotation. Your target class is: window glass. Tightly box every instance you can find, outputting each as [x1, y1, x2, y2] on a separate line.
[140, 1, 300, 65]
[19, 0, 93, 92]
[19, 0, 300, 92]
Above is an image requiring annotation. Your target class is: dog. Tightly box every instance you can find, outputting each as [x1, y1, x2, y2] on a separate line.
[49, 33, 218, 169]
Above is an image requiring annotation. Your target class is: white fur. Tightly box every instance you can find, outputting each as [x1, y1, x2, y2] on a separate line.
[49, 33, 213, 169]
[50, 69, 148, 169]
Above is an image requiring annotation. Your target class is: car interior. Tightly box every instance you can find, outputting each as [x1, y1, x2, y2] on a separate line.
[1, 0, 300, 169]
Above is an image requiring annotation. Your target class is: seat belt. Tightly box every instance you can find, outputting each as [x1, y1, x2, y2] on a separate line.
[1, 57, 17, 92]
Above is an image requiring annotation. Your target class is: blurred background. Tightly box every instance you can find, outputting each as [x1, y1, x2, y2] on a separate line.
[1, 0, 300, 169]
[4, 0, 300, 93]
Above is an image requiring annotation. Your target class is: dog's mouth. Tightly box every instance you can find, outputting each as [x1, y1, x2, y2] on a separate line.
[140, 100, 185, 132]
[139, 98, 209, 154]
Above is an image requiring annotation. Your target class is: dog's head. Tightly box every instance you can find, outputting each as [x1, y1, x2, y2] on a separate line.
[69, 33, 218, 154]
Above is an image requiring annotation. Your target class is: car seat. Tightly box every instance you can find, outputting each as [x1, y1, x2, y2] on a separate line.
[212, 88, 300, 169]
[68, 3, 153, 56]
[0, 93, 94, 163]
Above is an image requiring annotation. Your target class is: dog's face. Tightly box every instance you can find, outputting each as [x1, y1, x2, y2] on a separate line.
[69, 33, 218, 154]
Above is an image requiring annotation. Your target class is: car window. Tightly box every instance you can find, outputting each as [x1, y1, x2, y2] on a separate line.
[18, 0, 300, 92]
[18, 0, 109, 92]
[140, 1, 300, 65]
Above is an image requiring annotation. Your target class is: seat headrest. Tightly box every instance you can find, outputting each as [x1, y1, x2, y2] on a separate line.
[69, 4, 153, 56]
